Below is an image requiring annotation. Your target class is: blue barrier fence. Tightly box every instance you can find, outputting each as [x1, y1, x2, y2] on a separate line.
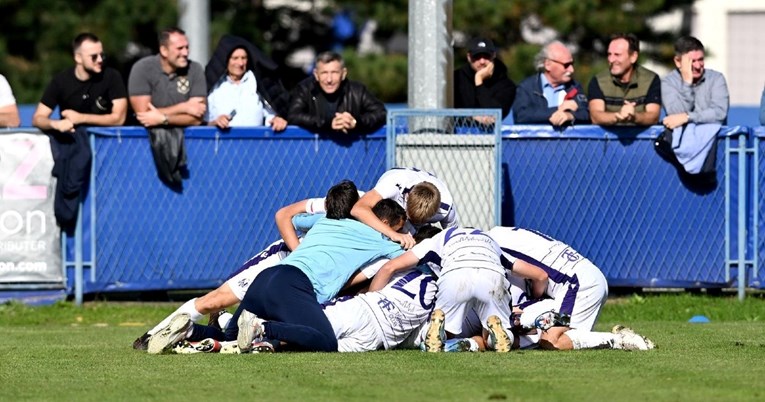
[20, 123, 765, 300]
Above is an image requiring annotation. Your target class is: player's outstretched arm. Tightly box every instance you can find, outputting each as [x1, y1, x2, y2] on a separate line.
[510, 259, 549, 299]
[352, 190, 415, 249]
[368, 251, 419, 292]
[275, 199, 310, 251]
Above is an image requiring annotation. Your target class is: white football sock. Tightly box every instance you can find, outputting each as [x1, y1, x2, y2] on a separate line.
[147, 298, 204, 335]
[565, 329, 618, 350]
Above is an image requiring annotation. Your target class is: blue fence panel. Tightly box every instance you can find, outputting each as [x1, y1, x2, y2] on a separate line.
[500, 125, 746, 288]
[755, 128, 764, 288]
[83, 126, 386, 293]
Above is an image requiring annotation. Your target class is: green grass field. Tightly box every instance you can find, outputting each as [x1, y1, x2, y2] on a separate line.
[2, 293, 765, 401]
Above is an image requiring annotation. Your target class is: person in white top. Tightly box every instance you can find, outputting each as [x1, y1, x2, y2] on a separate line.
[0, 74, 20, 127]
[204, 35, 289, 131]
[489, 226, 654, 351]
[351, 167, 459, 249]
[370, 227, 514, 352]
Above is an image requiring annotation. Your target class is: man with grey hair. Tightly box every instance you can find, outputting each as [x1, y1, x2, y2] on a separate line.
[513, 41, 589, 126]
[288, 51, 386, 135]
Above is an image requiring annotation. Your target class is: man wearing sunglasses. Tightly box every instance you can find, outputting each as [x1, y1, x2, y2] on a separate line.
[513, 41, 589, 127]
[453, 37, 516, 126]
[32, 32, 127, 231]
[588, 33, 661, 126]
[33, 32, 127, 133]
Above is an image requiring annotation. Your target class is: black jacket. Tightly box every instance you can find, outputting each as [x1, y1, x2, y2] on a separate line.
[288, 78, 386, 135]
[205, 35, 290, 117]
[454, 58, 516, 119]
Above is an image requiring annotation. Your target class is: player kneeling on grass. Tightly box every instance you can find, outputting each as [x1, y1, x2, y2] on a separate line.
[369, 227, 515, 353]
[489, 226, 655, 351]
[137, 180, 378, 351]
[149, 182, 408, 353]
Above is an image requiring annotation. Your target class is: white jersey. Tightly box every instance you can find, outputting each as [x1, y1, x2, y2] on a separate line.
[324, 269, 436, 351]
[225, 239, 291, 300]
[374, 167, 458, 229]
[411, 227, 505, 277]
[489, 226, 607, 329]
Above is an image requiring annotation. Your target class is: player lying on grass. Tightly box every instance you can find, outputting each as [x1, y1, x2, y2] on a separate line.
[369, 227, 515, 353]
[508, 284, 655, 351]
[488, 226, 655, 351]
[150, 183, 408, 353]
[351, 167, 459, 249]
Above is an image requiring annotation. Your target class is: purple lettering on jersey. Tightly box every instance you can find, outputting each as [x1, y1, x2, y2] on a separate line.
[501, 247, 573, 284]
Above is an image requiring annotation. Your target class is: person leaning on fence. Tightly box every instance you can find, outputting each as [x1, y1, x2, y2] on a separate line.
[658, 36, 729, 177]
[587, 33, 661, 126]
[453, 37, 516, 126]
[287, 51, 386, 136]
[204, 34, 290, 131]
[128, 27, 206, 187]
[32, 32, 127, 232]
[513, 40, 589, 127]
[0, 74, 20, 127]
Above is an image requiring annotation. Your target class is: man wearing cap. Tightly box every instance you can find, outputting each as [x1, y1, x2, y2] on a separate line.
[513, 41, 589, 126]
[454, 37, 516, 125]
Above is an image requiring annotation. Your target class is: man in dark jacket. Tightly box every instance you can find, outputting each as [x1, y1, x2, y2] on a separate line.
[513, 41, 589, 126]
[288, 51, 386, 135]
[453, 37, 516, 125]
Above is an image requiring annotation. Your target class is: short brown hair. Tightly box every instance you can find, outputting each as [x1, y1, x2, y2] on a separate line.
[406, 182, 440, 225]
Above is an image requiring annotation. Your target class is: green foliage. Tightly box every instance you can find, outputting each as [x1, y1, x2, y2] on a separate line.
[0, 0, 177, 103]
[2, 295, 765, 401]
[0, 0, 698, 104]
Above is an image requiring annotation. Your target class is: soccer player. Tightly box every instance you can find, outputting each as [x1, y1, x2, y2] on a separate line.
[369, 227, 514, 353]
[150, 182, 408, 353]
[351, 167, 458, 250]
[489, 226, 655, 351]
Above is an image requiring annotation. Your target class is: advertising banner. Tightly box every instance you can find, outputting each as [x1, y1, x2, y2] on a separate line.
[0, 131, 62, 284]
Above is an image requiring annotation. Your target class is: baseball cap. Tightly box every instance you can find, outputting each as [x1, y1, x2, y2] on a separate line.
[468, 37, 496, 57]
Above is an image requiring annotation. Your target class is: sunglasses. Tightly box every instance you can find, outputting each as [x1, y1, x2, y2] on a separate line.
[88, 53, 105, 62]
[548, 58, 574, 69]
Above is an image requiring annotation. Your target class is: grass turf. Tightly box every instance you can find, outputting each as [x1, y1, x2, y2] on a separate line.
[1, 294, 764, 401]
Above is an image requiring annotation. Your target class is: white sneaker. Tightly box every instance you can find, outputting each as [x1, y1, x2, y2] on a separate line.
[423, 309, 446, 352]
[147, 313, 193, 354]
[487, 315, 513, 353]
[172, 338, 222, 354]
[237, 310, 265, 352]
[612, 325, 655, 351]
[219, 341, 242, 354]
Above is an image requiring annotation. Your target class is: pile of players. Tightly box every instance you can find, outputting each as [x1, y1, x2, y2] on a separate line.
[134, 167, 655, 354]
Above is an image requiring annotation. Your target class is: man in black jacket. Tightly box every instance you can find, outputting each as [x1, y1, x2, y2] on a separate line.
[454, 37, 516, 126]
[288, 51, 386, 135]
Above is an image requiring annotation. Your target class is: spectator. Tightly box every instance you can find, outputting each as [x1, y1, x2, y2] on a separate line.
[588, 33, 661, 126]
[204, 35, 290, 131]
[0, 74, 20, 127]
[33, 33, 127, 131]
[513, 41, 589, 126]
[454, 37, 516, 125]
[288, 51, 386, 135]
[32, 32, 127, 231]
[659, 36, 728, 175]
[128, 27, 206, 186]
